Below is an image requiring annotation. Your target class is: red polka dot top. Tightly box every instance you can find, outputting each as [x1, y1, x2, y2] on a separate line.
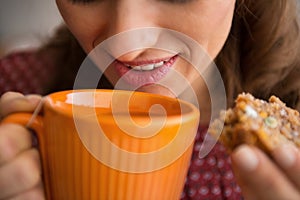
[181, 126, 243, 200]
[0, 50, 56, 95]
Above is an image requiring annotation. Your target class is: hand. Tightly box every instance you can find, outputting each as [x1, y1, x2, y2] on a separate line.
[231, 144, 300, 200]
[0, 92, 45, 199]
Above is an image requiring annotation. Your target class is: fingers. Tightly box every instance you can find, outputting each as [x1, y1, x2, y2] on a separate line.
[231, 145, 300, 200]
[0, 124, 32, 165]
[0, 148, 42, 199]
[0, 92, 44, 200]
[0, 92, 42, 117]
[6, 183, 45, 200]
[272, 144, 300, 190]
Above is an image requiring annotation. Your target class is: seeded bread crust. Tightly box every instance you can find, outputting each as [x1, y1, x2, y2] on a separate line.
[209, 93, 300, 153]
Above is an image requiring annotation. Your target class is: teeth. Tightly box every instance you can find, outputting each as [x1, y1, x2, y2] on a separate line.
[131, 66, 142, 70]
[154, 61, 164, 68]
[129, 61, 166, 71]
[131, 64, 154, 71]
[141, 64, 155, 71]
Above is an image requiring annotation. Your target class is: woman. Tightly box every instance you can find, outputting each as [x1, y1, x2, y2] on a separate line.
[1, 0, 300, 199]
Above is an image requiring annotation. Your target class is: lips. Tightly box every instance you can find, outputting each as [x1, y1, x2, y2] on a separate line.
[114, 55, 178, 87]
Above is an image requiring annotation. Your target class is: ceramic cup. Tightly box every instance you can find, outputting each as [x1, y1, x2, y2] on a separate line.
[2, 89, 200, 200]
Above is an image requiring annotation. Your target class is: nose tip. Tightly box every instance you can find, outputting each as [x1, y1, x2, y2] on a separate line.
[93, 1, 161, 60]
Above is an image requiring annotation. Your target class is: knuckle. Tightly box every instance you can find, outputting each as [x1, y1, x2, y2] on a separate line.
[0, 92, 24, 102]
[0, 132, 16, 162]
[25, 94, 42, 101]
[16, 149, 42, 189]
[0, 124, 31, 163]
[0, 93, 36, 117]
[22, 184, 46, 200]
[0, 92, 23, 109]
[4, 184, 45, 200]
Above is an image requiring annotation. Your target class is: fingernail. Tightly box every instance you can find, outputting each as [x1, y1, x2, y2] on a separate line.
[232, 145, 259, 171]
[273, 144, 298, 169]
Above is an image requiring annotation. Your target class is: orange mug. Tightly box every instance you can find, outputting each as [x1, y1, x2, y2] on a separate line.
[2, 89, 200, 200]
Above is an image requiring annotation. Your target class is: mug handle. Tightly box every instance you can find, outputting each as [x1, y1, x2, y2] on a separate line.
[1, 113, 51, 200]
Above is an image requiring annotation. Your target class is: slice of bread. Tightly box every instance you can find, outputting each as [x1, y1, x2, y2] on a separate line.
[209, 93, 300, 153]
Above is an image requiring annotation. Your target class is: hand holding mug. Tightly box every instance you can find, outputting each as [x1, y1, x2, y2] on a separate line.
[0, 92, 45, 199]
[1, 89, 200, 200]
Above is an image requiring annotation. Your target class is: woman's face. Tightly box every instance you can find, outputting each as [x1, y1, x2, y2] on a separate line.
[56, 0, 236, 96]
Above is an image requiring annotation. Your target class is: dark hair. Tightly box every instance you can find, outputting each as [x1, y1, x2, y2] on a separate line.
[39, 0, 300, 110]
[216, 0, 300, 109]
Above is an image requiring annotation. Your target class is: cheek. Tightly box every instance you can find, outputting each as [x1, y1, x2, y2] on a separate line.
[205, 1, 236, 57]
[69, 25, 102, 53]
[56, 1, 108, 54]
[207, 0, 235, 28]
[181, 0, 235, 59]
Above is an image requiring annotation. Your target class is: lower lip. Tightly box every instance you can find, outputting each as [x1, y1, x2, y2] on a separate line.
[113, 55, 178, 87]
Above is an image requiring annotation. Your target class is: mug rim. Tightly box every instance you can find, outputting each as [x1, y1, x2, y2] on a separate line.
[43, 89, 200, 124]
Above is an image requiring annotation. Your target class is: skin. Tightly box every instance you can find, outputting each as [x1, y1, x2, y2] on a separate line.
[0, 0, 300, 199]
[56, 0, 235, 123]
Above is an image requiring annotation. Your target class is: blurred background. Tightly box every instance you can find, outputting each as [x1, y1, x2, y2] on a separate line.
[0, 0, 62, 57]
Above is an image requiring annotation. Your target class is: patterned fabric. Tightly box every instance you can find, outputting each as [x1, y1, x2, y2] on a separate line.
[0, 51, 56, 96]
[0, 51, 243, 199]
[181, 126, 243, 200]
